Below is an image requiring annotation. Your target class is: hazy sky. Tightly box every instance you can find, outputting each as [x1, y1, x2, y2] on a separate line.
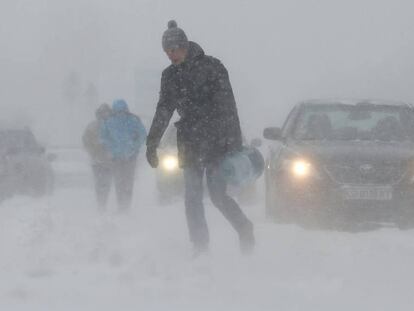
[1, 0, 414, 145]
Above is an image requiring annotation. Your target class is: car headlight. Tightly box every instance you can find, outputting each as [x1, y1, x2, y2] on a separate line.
[291, 160, 312, 178]
[283, 158, 319, 179]
[161, 155, 179, 171]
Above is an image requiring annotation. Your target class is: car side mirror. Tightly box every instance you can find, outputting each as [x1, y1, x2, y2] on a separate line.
[263, 127, 283, 141]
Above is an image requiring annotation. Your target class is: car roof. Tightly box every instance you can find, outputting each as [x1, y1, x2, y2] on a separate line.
[298, 98, 413, 109]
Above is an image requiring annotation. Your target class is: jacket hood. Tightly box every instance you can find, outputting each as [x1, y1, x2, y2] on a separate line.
[112, 99, 129, 113]
[185, 41, 205, 63]
[95, 103, 111, 120]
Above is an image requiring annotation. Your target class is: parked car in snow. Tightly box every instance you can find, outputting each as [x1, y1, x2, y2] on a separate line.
[0, 128, 55, 200]
[263, 99, 414, 229]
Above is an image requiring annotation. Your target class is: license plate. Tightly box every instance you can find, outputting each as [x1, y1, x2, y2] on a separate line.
[342, 186, 393, 200]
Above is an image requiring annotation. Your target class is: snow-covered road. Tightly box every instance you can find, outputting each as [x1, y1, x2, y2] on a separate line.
[1, 153, 414, 311]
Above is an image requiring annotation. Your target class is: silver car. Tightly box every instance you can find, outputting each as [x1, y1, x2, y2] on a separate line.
[263, 99, 414, 229]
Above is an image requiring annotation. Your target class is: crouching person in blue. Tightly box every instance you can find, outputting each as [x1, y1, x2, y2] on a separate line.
[101, 99, 147, 212]
[146, 21, 255, 256]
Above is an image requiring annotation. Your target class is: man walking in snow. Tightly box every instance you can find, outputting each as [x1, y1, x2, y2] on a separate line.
[83, 103, 113, 211]
[101, 99, 147, 212]
[146, 20, 255, 255]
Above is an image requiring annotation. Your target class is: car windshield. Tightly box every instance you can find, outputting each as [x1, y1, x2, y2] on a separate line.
[0, 129, 41, 154]
[293, 103, 414, 141]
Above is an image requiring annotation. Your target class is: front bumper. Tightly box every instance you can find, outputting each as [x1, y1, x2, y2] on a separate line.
[272, 173, 414, 224]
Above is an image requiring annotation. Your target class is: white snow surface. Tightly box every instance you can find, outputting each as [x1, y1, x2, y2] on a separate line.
[1, 151, 414, 311]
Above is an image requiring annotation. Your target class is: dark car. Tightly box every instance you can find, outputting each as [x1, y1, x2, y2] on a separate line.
[0, 128, 55, 200]
[263, 99, 414, 229]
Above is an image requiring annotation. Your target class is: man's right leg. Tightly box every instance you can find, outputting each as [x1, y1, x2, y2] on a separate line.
[183, 164, 209, 253]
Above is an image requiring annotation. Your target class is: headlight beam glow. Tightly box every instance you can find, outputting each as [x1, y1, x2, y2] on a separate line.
[161, 155, 179, 171]
[291, 160, 311, 178]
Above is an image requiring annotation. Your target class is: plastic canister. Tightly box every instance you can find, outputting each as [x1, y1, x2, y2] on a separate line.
[220, 147, 264, 186]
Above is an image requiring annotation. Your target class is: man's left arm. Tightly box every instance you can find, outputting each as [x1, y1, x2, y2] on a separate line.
[211, 60, 243, 152]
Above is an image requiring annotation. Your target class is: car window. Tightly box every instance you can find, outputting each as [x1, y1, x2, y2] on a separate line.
[293, 104, 414, 141]
[281, 106, 299, 137]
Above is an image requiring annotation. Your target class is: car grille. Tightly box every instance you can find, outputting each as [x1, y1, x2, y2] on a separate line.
[324, 163, 406, 185]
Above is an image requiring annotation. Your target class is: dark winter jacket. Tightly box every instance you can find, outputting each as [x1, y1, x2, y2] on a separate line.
[146, 41, 242, 166]
[82, 120, 112, 164]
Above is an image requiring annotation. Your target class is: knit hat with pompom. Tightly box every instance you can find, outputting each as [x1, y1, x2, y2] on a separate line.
[162, 20, 189, 50]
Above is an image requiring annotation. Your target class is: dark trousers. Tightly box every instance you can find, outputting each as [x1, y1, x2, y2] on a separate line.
[113, 157, 137, 211]
[92, 162, 112, 208]
[183, 161, 253, 249]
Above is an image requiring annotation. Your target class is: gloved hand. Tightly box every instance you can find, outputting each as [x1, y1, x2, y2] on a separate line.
[146, 147, 159, 168]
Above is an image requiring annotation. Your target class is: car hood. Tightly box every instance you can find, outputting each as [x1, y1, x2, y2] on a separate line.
[285, 140, 414, 164]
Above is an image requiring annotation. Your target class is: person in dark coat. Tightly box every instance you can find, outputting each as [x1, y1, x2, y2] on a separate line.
[146, 20, 254, 255]
[83, 103, 113, 211]
[101, 99, 147, 211]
